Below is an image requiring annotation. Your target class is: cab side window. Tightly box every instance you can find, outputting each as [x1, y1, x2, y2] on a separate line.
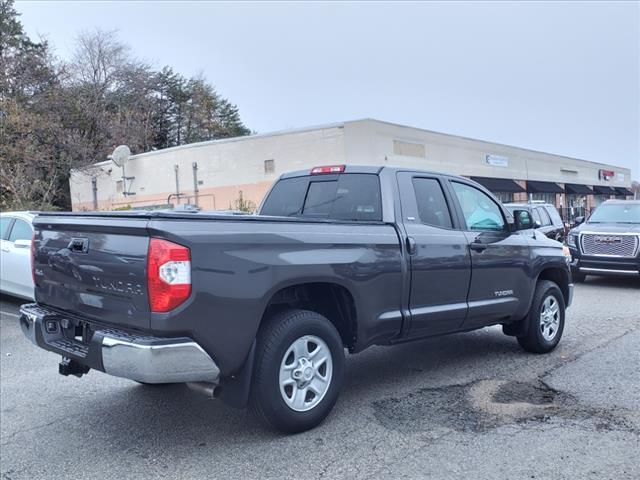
[451, 182, 505, 231]
[412, 178, 452, 229]
[8, 219, 32, 242]
[546, 206, 563, 226]
[0, 217, 14, 240]
[536, 207, 552, 227]
[531, 208, 542, 225]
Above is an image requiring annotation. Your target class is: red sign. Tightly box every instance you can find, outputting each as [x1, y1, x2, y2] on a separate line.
[599, 169, 614, 181]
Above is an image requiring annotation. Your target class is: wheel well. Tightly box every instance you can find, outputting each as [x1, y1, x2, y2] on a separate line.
[261, 283, 357, 350]
[538, 268, 570, 305]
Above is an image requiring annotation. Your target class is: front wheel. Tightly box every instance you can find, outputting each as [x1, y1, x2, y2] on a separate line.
[250, 309, 345, 433]
[517, 280, 566, 354]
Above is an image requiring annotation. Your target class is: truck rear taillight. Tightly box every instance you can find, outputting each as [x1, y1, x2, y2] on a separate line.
[31, 232, 36, 284]
[310, 165, 345, 175]
[147, 238, 192, 313]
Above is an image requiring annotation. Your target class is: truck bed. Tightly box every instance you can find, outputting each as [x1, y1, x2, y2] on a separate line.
[32, 213, 404, 374]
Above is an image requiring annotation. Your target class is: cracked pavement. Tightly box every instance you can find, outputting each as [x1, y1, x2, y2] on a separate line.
[1, 276, 639, 479]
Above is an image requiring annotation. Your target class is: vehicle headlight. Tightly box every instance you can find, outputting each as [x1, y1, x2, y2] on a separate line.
[562, 245, 572, 263]
[567, 234, 578, 247]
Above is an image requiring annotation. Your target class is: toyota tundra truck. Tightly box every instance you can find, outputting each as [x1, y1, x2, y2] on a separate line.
[20, 165, 573, 433]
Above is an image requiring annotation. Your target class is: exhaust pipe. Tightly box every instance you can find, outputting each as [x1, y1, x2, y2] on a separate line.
[187, 381, 219, 399]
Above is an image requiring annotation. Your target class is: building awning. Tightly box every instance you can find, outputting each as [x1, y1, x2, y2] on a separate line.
[470, 177, 525, 193]
[614, 187, 634, 196]
[564, 183, 593, 195]
[526, 180, 564, 194]
[592, 185, 616, 195]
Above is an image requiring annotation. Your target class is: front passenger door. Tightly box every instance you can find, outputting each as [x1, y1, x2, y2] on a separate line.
[449, 181, 531, 328]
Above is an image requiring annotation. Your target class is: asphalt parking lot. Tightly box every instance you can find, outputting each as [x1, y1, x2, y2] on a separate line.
[1, 277, 639, 480]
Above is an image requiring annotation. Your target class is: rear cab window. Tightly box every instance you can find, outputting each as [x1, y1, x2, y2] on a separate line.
[261, 174, 382, 221]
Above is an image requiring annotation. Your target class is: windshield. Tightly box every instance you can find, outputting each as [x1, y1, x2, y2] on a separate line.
[587, 203, 640, 224]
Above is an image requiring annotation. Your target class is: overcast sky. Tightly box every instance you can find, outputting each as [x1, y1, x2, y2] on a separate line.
[17, 1, 640, 179]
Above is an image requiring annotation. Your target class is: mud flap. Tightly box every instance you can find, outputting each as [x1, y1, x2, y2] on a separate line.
[217, 340, 256, 408]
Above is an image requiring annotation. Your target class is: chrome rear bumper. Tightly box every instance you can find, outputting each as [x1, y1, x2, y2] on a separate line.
[20, 304, 220, 384]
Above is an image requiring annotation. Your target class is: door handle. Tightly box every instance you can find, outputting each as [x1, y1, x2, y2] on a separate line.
[406, 237, 417, 255]
[1, 247, 9, 252]
[470, 241, 487, 252]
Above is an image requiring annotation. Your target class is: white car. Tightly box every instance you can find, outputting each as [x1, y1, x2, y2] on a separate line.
[0, 211, 35, 300]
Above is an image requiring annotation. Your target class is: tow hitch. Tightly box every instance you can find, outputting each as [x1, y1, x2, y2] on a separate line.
[59, 357, 90, 378]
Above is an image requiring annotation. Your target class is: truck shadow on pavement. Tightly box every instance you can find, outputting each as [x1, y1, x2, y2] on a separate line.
[70, 330, 546, 448]
[579, 276, 640, 289]
[61, 332, 518, 450]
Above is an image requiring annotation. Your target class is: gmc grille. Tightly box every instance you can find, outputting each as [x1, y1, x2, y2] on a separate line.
[580, 233, 639, 258]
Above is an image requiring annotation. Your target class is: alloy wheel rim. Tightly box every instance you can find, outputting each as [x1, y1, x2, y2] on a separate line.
[540, 295, 560, 341]
[279, 335, 333, 412]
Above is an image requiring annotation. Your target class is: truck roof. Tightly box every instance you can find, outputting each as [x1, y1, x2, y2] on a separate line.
[280, 164, 470, 182]
[602, 199, 639, 205]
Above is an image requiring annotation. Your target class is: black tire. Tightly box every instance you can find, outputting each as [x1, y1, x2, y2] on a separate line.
[517, 280, 565, 354]
[250, 309, 345, 433]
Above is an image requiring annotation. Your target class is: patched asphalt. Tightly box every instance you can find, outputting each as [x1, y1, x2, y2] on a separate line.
[1, 276, 639, 479]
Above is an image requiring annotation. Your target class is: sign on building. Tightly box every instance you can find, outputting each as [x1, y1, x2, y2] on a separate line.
[599, 169, 615, 181]
[485, 154, 509, 167]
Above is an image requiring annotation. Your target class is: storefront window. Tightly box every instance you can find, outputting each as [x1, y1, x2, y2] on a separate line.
[565, 194, 588, 222]
[492, 192, 514, 203]
[530, 193, 556, 205]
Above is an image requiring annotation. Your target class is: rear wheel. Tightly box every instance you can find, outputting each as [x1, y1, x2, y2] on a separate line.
[517, 280, 565, 354]
[250, 309, 345, 433]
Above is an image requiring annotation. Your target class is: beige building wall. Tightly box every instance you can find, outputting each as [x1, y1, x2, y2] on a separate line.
[71, 124, 346, 211]
[342, 119, 632, 187]
[70, 119, 632, 212]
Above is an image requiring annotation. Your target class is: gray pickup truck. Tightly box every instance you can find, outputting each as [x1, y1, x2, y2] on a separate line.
[20, 165, 573, 432]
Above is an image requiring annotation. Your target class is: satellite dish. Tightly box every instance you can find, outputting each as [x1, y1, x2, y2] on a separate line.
[111, 145, 131, 168]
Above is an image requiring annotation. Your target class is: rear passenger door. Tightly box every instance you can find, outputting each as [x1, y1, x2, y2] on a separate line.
[1, 217, 33, 298]
[448, 180, 532, 328]
[0, 216, 16, 295]
[397, 173, 471, 337]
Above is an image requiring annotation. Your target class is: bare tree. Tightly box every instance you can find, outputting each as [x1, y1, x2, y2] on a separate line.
[1, 4, 251, 210]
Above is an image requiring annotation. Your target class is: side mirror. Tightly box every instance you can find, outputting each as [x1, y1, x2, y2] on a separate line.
[513, 209, 533, 231]
[14, 239, 32, 249]
[534, 220, 542, 229]
[574, 216, 585, 225]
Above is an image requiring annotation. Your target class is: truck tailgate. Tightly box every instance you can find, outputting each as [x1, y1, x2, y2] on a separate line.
[33, 215, 151, 330]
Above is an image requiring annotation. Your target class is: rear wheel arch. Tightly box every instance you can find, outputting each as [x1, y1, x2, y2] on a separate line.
[259, 282, 358, 351]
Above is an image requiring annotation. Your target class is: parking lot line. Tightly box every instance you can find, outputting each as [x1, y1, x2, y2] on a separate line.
[0, 310, 19, 318]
